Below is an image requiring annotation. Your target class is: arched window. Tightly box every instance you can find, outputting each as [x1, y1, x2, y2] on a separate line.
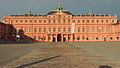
[20, 20, 23, 23]
[39, 20, 42, 23]
[34, 20, 37, 23]
[77, 36, 80, 40]
[116, 37, 119, 40]
[87, 20, 89, 23]
[92, 20, 94, 23]
[25, 20, 28, 23]
[96, 37, 99, 40]
[11, 20, 14, 23]
[97, 20, 99, 23]
[16, 20, 18, 23]
[44, 20, 46, 23]
[78, 20, 80, 23]
[101, 20, 104, 23]
[106, 20, 108, 23]
[82, 20, 85, 23]
[110, 37, 113, 40]
[30, 20, 32, 23]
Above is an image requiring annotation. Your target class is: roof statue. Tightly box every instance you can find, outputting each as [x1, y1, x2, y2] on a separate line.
[87, 10, 94, 15]
[47, 1, 72, 15]
[56, 1, 63, 11]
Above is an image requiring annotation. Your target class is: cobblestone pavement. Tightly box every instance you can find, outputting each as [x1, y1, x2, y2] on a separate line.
[3, 42, 120, 68]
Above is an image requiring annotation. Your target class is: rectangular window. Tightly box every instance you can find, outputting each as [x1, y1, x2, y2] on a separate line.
[20, 20, 23, 23]
[68, 19, 70, 23]
[53, 19, 56, 23]
[92, 27, 94, 32]
[25, 20, 28, 23]
[44, 28, 46, 32]
[5, 20, 7, 22]
[82, 28, 85, 32]
[58, 28, 61, 32]
[78, 20, 80, 23]
[97, 27, 100, 32]
[92, 36, 94, 40]
[73, 20, 75, 23]
[64, 28, 66, 32]
[68, 28, 71, 32]
[25, 28, 28, 32]
[112, 20, 114, 23]
[63, 19, 66, 23]
[16, 20, 18, 23]
[106, 28, 109, 32]
[58, 19, 60, 23]
[39, 28, 41, 32]
[34, 28, 37, 32]
[87, 27, 90, 32]
[49, 28, 51, 32]
[102, 27, 104, 32]
[82, 36, 85, 40]
[78, 28, 80, 32]
[53, 28, 56, 32]
[11, 20, 14, 23]
[29, 28, 32, 32]
[49, 19, 51, 23]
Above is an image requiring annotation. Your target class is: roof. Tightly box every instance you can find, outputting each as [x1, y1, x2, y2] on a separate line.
[47, 10, 73, 15]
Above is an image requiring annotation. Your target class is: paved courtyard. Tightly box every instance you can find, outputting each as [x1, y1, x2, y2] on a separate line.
[0, 42, 120, 68]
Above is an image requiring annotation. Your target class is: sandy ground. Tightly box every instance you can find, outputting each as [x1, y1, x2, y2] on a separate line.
[1, 42, 120, 68]
[0, 42, 51, 67]
[69, 42, 120, 63]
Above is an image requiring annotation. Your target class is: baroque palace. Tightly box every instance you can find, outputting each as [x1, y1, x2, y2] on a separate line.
[1, 2, 120, 42]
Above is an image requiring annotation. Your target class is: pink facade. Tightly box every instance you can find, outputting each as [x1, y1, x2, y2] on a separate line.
[2, 3, 120, 42]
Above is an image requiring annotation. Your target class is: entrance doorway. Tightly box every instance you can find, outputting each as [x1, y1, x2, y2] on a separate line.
[53, 37, 56, 42]
[63, 37, 66, 42]
[57, 34, 62, 42]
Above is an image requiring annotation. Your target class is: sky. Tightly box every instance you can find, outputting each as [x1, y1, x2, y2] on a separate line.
[0, 0, 120, 21]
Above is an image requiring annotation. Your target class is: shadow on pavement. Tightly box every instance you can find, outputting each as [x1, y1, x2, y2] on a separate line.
[15, 55, 61, 68]
[99, 65, 112, 68]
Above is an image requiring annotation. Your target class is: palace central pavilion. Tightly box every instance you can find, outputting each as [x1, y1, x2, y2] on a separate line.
[2, 2, 120, 42]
